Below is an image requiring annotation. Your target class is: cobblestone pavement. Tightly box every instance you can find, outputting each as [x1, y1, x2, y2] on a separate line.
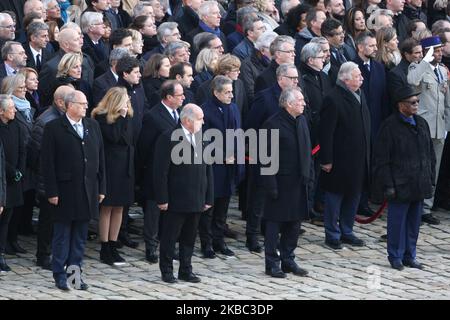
[1, 197, 450, 300]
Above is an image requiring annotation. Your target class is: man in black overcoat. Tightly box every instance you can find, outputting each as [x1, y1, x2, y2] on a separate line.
[319, 62, 371, 250]
[41, 90, 106, 291]
[261, 87, 311, 278]
[153, 104, 214, 284]
[372, 86, 436, 271]
[137, 80, 185, 263]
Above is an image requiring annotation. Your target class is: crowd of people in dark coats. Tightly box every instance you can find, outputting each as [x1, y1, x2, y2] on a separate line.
[0, 0, 448, 289]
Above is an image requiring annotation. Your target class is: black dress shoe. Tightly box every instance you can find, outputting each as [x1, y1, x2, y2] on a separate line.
[403, 259, 424, 270]
[390, 261, 404, 271]
[119, 233, 139, 248]
[201, 248, 216, 259]
[422, 214, 440, 225]
[341, 236, 365, 247]
[36, 256, 52, 271]
[178, 272, 201, 283]
[145, 249, 158, 264]
[358, 206, 375, 217]
[246, 239, 262, 253]
[162, 273, 177, 283]
[380, 234, 387, 242]
[325, 239, 343, 250]
[78, 279, 89, 290]
[10, 241, 27, 254]
[265, 267, 287, 278]
[55, 278, 70, 291]
[213, 243, 235, 256]
[299, 228, 306, 235]
[0, 254, 11, 272]
[281, 263, 309, 276]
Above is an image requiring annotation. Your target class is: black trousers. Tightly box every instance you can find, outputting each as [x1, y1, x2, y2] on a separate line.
[8, 190, 35, 243]
[245, 170, 266, 239]
[143, 199, 160, 251]
[36, 194, 54, 258]
[159, 211, 201, 276]
[0, 208, 14, 254]
[264, 220, 301, 269]
[198, 196, 230, 248]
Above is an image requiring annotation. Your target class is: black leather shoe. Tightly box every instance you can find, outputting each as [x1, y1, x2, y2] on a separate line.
[178, 272, 201, 283]
[390, 261, 404, 271]
[325, 239, 343, 250]
[201, 248, 216, 259]
[162, 273, 177, 283]
[403, 259, 424, 270]
[55, 278, 70, 291]
[265, 267, 287, 278]
[358, 206, 375, 217]
[246, 239, 262, 253]
[224, 225, 238, 239]
[380, 234, 387, 242]
[10, 241, 27, 254]
[422, 214, 440, 225]
[119, 233, 139, 248]
[281, 263, 308, 276]
[145, 249, 158, 264]
[36, 256, 52, 271]
[213, 243, 235, 256]
[341, 236, 365, 247]
[299, 228, 306, 235]
[0, 254, 11, 272]
[78, 279, 89, 290]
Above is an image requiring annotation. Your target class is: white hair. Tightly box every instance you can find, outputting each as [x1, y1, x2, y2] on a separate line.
[338, 62, 359, 81]
[81, 12, 103, 34]
[198, 1, 219, 19]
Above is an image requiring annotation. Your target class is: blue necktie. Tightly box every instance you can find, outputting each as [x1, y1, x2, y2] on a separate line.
[172, 110, 178, 123]
[434, 67, 442, 84]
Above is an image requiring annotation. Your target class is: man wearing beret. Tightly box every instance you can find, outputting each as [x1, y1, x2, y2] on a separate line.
[407, 35, 450, 225]
[372, 86, 436, 271]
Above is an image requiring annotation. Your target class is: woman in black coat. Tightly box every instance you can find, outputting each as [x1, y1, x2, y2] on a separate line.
[142, 54, 171, 107]
[0, 95, 25, 272]
[92, 87, 135, 266]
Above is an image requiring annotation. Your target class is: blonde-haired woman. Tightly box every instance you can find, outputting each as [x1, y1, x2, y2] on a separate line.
[49, 52, 92, 108]
[91, 87, 135, 265]
[192, 48, 219, 93]
[375, 27, 401, 71]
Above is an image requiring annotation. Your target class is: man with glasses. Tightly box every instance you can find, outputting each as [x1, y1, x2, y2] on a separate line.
[407, 36, 450, 225]
[81, 12, 109, 65]
[321, 18, 355, 85]
[0, 12, 16, 49]
[41, 90, 106, 290]
[372, 85, 435, 271]
[0, 41, 27, 84]
[254, 35, 296, 93]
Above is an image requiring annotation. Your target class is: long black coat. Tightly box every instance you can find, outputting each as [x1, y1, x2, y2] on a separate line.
[372, 112, 436, 203]
[239, 50, 271, 105]
[262, 110, 311, 222]
[319, 84, 371, 195]
[142, 76, 165, 108]
[299, 62, 332, 146]
[254, 60, 279, 94]
[41, 116, 106, 222]
[137, 103, 178, 200]
[153, 124, 214, 212]
[387, 59, 409, 110]
[93, 69, 117, 107]
[95, 114, 134, 206]
[0, 119, 25, 208]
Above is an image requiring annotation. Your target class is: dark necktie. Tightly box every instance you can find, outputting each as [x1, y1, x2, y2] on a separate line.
[36, 53, 41, 71]
[172, 110, 178, 123]
[364, 62, 370, 73]
[335, 48, 347, 65]
[434, 67, 442, 84]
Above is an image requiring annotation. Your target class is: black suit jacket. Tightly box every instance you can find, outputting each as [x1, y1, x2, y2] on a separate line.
[153, 124, 214, 212]
[137, 103, 179, 200]
[41, 116, 106, 222]
[93, 69, 117, 106]
[82, 34, 109, 66]
[24, 43, 53, 72]
[387, 59, 410, 109]
[0, 63, 7, 85]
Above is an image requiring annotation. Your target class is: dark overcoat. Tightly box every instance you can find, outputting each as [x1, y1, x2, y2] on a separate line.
[95, 114, 134, 206]
[153, 124, 214, 212]
[261, 110, 311, 222]
[372, 112, 436, 203]
[319, 84, 371, 195]
[41, 116, 106, 222]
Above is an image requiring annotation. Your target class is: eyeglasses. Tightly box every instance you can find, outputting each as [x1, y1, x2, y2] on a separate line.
[172, 93, 185, 97]
[282, 75, 299, 81]
[0, 24, 16, 30]
[72, 101, 89, 106]
[212, 44, 224, 50]
[277, 49, 295, 54]
[9, 51, 26, 55]
[314, 55, 325, 60]
[402, 99, 419, 105]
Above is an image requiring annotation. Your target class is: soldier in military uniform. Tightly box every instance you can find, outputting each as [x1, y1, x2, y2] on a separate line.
[407, 36, 450, 225]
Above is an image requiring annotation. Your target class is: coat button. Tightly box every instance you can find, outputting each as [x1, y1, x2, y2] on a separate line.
[82, 142, 85, 145]
[85, 158, 88, 162]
